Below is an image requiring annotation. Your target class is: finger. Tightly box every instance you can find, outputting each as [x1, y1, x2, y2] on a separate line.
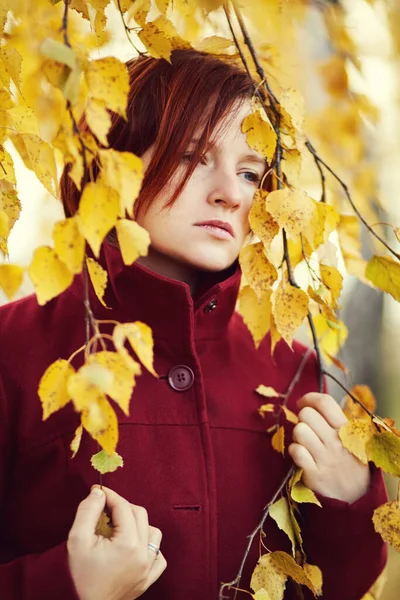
[292, 422, 325, 463]
[101, 486, 138, 544]
[130, 504, 149, 544]
[298, 406, 336, 445]
[69, 487, 106, 547]
[147, 526, 162, 564]
[148, 551, 167, 581]
[288, 442, 317, 473]
[297, 393, 347, 429]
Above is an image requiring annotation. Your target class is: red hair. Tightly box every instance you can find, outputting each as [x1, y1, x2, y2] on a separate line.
[60, 49, 265, 218]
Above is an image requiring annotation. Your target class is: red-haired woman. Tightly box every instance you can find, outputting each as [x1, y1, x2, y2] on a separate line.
[0, 50, 388, 600]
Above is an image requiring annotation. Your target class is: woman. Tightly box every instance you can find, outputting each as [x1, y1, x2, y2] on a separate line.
[0, 49, 388, 600]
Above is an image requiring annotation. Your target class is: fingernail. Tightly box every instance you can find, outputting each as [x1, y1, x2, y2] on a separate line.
[91, 486, 104, 498]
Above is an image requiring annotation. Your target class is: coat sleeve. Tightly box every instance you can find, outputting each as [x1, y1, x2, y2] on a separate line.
[0, 372, 81, 600]
[297, 463, 388, 600]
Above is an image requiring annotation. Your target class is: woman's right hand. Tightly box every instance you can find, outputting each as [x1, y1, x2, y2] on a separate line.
[67, 485, 167, 600]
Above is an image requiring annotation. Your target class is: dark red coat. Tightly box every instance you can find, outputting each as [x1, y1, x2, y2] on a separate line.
[0, 242, 388, 600]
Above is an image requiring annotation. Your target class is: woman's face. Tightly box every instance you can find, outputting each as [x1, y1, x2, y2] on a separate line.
[136, 100, 266, 284]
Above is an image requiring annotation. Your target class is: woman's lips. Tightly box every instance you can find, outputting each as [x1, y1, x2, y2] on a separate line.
[194, 220, 234, 240]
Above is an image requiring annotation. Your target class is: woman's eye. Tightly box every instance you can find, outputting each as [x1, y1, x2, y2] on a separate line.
[241, 171, 261, 184]
[182, 153, 206, 163]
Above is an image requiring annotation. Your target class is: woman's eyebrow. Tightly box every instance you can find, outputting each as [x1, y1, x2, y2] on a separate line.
[241, 154, 266, 166]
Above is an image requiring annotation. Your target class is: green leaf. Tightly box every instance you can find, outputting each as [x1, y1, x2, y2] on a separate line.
[366, 431, 400, 477]
[40, 38, 76, 69]
[366, 255, 400, 302]
[91, 450, 124, 474]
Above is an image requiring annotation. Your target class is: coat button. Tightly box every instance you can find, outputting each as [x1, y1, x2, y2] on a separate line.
[168, 365, 195, 392]
[204, 298, 218, 314]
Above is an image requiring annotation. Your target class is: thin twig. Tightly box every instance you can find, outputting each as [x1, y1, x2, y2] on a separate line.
[218, 467, 293, 600]
[322, 370, 375, 419]
[305, 140, 400, 261]
[117, 0, 146, 56]
[63, 0, 70, 48]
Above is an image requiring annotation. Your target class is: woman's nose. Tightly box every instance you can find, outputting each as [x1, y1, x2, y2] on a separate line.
[207, 169, 242, 210]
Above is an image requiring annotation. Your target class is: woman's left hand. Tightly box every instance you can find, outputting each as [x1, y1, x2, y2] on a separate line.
[287, 392, 371, 504]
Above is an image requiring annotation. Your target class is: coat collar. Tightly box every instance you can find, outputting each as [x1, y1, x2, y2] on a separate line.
[86, 242, 242, 344]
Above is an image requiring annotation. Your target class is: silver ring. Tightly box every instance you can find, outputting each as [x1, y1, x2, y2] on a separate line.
[147, 542, 160, 556]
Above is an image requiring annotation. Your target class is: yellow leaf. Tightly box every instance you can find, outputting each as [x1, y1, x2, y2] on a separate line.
[251, 552, 287, 600]
[99, 149, 144, 216]
[68, 155, 84, 191]
[269, 551, 316, 594]
[86, 257, 109, 308]
[11, 134, 57, 197]
[40, 38, 76, 69]
[269, 497, 296, 556]
[88, 351, 140, 415]
[85, 98, 112, 146]
[270, 312, 282, 355]
[0, 264, 23, 299]
[6, 106, 39, 135]
[91, 449, 123, 474]
[113, 322, 157, 376]
[82, 394, 118, 453]
[239, 243, 278, 301]
[249, 190, 280, 251]
[282, 406, 299, 424]
[95, 510, 113, 538]
[259, 403, 276, 416]
[116, 219, 150, 265]
[138, 17, 173, 61]
[373, 501, 400, 552]
[39, 359, 75, 420]
[1, 47, 22, 91]
[279, 88, 305, 133]
[0, 210, 9, 237]
[53, 217, 85, 274]
[342, 385, 376, 420]
[271, 281, 309, 348]
[366, 431, 400, 477]
[307, 285, 337, 322]
[337, 215, 362, 262]
[86, 57, 129, 119]
[0, 146, 16, 184]
[338, 418, 374, 465]
[242, 108, 277, 163]
[252, 589, 273, 600]
[281, 148, 302, 186]
[290, 468, 322, 507]
[303, 564, 323, 597]
[320, 264, 343, 307]
[126, 0, 151, 27]
[78, 181, 120, 257]
[28, 246, 74, 305]
[0, 189, 20, 231]
[304, 202, 339, 251]
[272, 425, 285, 455]
[265, 189, 315, 238]
[256, 385, 282, 398]
[64, 62, 83, 107]
[193, 35, 235, 55]
[68, 366, 119, 453]
[70, 424, 83, 458]
[366, 255, 400, 302]
[238, 286, 271, 348]
[312, 313, 348, 361]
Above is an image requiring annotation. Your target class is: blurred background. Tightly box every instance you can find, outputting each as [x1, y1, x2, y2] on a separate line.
[1, 0, 399, 596]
